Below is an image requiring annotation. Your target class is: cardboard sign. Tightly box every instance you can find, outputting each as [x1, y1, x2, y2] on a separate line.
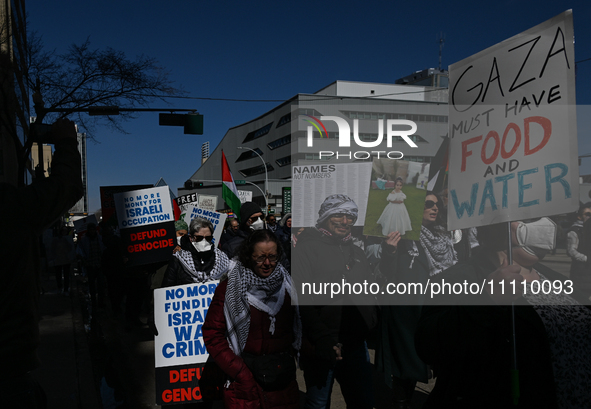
[72, 214, 98, 235]
[197, 195, 218, 212]
[154, 282, 219, 405]
[180, 205, 227, 246]
[238, 190, 252, 204]
[447, 11, 578, 229]
[174, 192, 199, 214]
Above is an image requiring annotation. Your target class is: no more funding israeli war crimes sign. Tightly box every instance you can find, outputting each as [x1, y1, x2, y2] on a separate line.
[447, 10, 579, 230]
[181, 205, 227, 246]
[114, 186, 176, 267]
[154, 281, 219, 405]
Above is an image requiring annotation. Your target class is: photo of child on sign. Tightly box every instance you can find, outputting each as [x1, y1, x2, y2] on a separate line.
[363, 158, 428, 241]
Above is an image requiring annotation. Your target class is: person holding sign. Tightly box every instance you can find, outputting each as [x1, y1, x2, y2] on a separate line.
[416, 219, 591, 408]
[203, 230, 301, 409]
[294, 194, 377, 409]
[162, 218, 231, 287]
[374, 192, 457, 408]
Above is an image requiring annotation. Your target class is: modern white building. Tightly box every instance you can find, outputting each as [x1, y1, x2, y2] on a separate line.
[181, 71, 449, 215]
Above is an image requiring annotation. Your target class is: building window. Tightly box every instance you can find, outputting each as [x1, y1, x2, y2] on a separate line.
[239, 163, 275, 177]
[275, 156, 292, 167]
[242, 122, 274, 143]
[267, 135, 292, 150]
[304, 153, 331, 161]
[235, 148, 264, 163]
[276, 113, 291, 128]
[298, 108, 324, 118]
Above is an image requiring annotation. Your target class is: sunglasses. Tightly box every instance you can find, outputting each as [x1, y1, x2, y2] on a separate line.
[249, 215, 264, 222]
[191, 235, 213, 243]
[425, 200, 439, 209]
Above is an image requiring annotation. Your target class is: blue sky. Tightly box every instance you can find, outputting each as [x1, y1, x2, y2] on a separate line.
[25, 0, 591, 212]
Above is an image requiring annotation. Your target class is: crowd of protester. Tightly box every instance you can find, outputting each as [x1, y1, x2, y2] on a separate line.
[9, 132, 591, 409]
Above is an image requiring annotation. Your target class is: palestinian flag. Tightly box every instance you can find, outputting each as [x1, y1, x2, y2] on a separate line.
[222, 151, 242, 218]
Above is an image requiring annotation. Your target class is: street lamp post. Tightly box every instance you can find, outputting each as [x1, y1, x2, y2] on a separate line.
[237, 146, 268, 214]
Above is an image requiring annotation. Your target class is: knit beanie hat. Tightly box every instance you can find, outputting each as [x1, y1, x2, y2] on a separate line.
[316, 194, 358, 227]
[175, 220, 188, 231]
[240, 202, 262, 224]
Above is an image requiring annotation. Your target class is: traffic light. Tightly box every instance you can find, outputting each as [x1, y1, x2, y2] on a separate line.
[159, 113, 203, 135]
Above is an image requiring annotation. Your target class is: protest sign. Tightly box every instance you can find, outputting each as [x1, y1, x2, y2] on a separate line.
[174, 192, 199, 214]
[100, 185, 152, 225]
[114, 186, 175, 266]
[72, 214, 98, 236]
[238, 190, 252, 204]
[447, 11, 578, 230]
[154, 281, 219, 405]
[292, 163, 372, 227]
[181, 205, 227, 246]
[197, 195, 218, 212]
[363, 159, 427, 240]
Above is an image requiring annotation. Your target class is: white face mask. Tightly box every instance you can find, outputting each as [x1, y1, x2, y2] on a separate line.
[176, 236, 183, 246]
[192, 239, 212, 252]
[515, 217, 557, 258]
[250, 218, 265, 231]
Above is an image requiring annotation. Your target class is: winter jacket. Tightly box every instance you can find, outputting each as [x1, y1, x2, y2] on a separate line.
[292, 228, 377, 365]
[221, 229, 249, 258]
[202, 280, 299, 409]
[415, 252, 591, 409]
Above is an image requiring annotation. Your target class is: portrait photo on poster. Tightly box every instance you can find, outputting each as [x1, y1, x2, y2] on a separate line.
[363, 158, 429, 241]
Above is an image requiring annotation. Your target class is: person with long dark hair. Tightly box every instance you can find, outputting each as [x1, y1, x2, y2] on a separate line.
[375, 191, 457, 409]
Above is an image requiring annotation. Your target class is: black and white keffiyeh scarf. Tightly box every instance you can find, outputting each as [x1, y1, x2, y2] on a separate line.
[419, 225, 457, 276]
[223, 262, 302, 357]
[174, 247, 230, 282]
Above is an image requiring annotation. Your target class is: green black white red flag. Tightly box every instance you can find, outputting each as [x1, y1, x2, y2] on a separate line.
[221, 150, 242, 217]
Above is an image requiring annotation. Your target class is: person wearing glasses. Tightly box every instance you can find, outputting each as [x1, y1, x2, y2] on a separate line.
[374, 191, 457, 408]
[203, 229, 301, 409]
[221, 202, 265, 258]
[161, 217, 231, 287]
[293, 194, 377, 409]
[567, 203, 591, 296]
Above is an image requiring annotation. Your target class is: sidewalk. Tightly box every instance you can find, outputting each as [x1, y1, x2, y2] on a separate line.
[36, 269, 100, 409]
[35, 267, 432, 409]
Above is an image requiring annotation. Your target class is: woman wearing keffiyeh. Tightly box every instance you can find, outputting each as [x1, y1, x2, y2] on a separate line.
[374, 192, 457, 409]
[203, 230, 302, 409]
[161, 218, 231, 287]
